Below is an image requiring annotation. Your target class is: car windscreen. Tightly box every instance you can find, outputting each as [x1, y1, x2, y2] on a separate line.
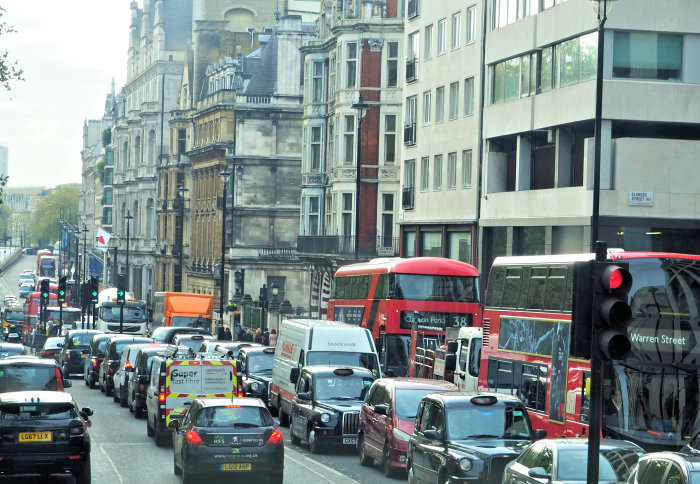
[556, 448, 641, 482]
[68, 333, 93, 347]
[0, 365, 59, 392]
[5, 310, 24, 322]
[446, 404, 532, 440]
[395, 388, 444, 418]
[0, 349, 24, 359]
[100, 305, 146, 322]
[42, 338, 64, 349]
[194, 406, 273, 428]
[306, 351, 379, 375]
[171, 316, 210, 328]
[314, 375, 373, 401]
[246, 353, 273, 372]
[0, 402, 76, 420]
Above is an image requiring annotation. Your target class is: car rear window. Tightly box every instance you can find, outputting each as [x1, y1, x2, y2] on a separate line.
[0, 366, 59, 392]
[0, 349, 24, 359]
[0, 403, 76, 420]
[194, 406, 274, 428]
[69, 334, 93, 347]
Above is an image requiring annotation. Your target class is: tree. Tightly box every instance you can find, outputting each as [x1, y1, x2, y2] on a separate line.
[0, 6, 24, 91]
[32, 186, 79, 247]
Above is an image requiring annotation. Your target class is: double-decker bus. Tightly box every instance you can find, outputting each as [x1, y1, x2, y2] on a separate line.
[36, 249, 52, 274]
[22, 291, 58, 344]
[327, 257, 481, 378]
[38, 255, 57, 279]
[480, 250, 700, 451]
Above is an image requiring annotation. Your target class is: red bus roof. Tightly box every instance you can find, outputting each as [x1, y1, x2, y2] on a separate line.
[492, 250, 700, 266]
[37, 250, 52, 255]
[335, 257, 480, 277]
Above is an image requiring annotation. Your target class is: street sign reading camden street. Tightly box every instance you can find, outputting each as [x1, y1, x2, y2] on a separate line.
[400, 311, 473, 331]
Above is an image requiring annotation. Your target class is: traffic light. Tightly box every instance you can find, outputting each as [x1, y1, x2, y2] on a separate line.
[58, 276, 67, 304]
[117, 274, 125, 304]
[90, 277, 99, 303]
[595, 261, 633, 360]
[40, 279, 50, 306]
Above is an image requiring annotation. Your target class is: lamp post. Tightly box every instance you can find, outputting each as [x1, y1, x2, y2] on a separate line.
[81, 224, 88, 329]
[218, 170, 231, 333]
[352, 93, 370, 261]
[125, 211, 133, 291]
[176, 185, 188, 292]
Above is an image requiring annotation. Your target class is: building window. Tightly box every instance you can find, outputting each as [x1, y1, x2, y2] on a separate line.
[177, 129, 186, 155]
[449, 82, 459, 119]
[309, 196, 320, 235]
[404, 95, 417, 145]
[346, 43, 357, 88]
[464, 77, 474, 115]
[435, 86, 445, 122]
[437, 18, 447, 53]
[407, 0, 420, 19]
[449, 231, 472, 263]
[325, 191, 336, 234]
[466, 5, 476, 43]
[312, 61, 324, 102]
[420, 156, 429, 191]
[521, 53, 536, 97]
[422, 232, 442, 257]
[405, 159, 416, 189]
[424, 24, 433, 60]
[104, 168, 113, 185]
[328, 121, 335, 167]
[103, 187, 113, 205]
[423, 91, 432, 125]
[311, 126, 322, 171]
[404, 231, 417, 257]
[559, 33, 597, 87]
[384, 115, 396, 165]
[451, 12, 461, 49]
[539, 45, 557, 93]
[387, 42, 398, 87]
[344, 115, 355, 165]
[447, 152, 457, 189]
[329, 53, 336, 98]
[461, 149, 472, 187]
[342, 193, 353, 248]
[613, 31, 683, 80]
[102, 207, 113, 226]
[492, 57, 520, 104]
[381, 194, 394, 249]
[433, 154, 443, 190]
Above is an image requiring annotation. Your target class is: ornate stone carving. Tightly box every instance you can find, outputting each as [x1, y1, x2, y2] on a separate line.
[368, 39, 384, 52]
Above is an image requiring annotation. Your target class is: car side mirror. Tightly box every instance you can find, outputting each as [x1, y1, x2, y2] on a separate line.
[528, 467, 550, 480]
[533, 429, 547, 440]
[446, 341, 458, 353]
[374, 404, 390, 416]
[289, 367, 300, 384]
[444, 353, 457, 372]
[169, 419, 180, 429]
[297, 392, 312, 401]
[81, 349, 88, 354]
[63, 379, 72, 388]
[423, 429, 444, 441]
[81, 407, 94, 417]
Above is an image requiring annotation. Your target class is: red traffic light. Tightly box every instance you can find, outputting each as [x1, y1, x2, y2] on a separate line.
[599, 264, 632, 293]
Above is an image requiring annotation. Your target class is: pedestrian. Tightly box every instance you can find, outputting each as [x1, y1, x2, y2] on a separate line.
[242, 328, 254, 342]
[223, 327, 232, 341]
[268, 328, 278, 348]
[217, 325, 226, 340]
[254, 328, 263, 344]
[262, 330, 270, 346]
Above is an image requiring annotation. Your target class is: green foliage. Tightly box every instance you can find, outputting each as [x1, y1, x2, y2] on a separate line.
[96, 156, 105, 184]
[0, 174, 7, 205]
[102, 128, 111, 147]
[31, 186, 79, 246]
[0, 7, 24, 91]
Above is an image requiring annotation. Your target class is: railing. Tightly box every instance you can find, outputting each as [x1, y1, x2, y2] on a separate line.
[406, 58, 418, 83]
[404, 123, 416, 146]
[258, 248, 297, 260]
[297, 235, 399, 257]
[402, 186, 415, 210]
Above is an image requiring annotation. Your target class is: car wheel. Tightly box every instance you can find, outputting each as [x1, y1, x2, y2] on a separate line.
[147, 416, 155, 437]
[359, 435, 373, 466]
[155, 423, 169, 447]
[182, 457, 196, 484]
[407, 465, 417, 484]
[290, 427, 301, 445]
[134, 404, 144, 419]
[173, 451, 182, 476]
[278, 408, 289, 427]
[89, 377, 97, 389]
[268, 473, 283, 484]
[128, 394, 134, 413]
[383, 443, 395, 477]
[112, 388, 120, 402]
[119, 390, 128, 408]
[73, 456, 91, 484]
[308, 429, 321, 454]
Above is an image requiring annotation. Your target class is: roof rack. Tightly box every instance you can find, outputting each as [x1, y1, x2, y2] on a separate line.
[164, 344, 196, 360]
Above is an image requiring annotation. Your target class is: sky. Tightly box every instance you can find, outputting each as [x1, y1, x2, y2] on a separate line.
[0, 1, 131, 189]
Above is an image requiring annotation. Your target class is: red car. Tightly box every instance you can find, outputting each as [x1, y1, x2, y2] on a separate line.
[358, 378, 457, 476]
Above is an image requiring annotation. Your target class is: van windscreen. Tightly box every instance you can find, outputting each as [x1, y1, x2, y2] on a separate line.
[306, 351, 379, 375]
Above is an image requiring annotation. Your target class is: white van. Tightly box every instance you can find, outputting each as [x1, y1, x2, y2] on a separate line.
[270, 318, 381, 426]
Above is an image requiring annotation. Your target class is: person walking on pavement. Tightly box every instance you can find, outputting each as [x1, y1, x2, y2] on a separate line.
[242, 328, 254, 342]
[254, 328, 263, 344]
[223, 327, 232, 341]
[268, 328, 278, 348]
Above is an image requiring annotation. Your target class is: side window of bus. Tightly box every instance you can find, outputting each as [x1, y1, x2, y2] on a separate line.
[485, 266, 506, 308]
[375, 274, 389, 299]
[502, 267, 523, 308]
[488, 358, 546, 413]
[526, 268, 547, 310]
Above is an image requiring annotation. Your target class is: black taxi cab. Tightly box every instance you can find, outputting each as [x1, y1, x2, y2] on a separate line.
[289, 366, 375, 453]
[407, 392, 546, 484]
[237, 345, 275, 406]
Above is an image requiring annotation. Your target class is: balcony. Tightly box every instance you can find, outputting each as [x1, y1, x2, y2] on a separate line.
[404, 123, 416, 146]
[407, 0, 419, 19]
[406, 58, 418, 83]
[402, 186, 415, 210]
[297, 235, 399, 258]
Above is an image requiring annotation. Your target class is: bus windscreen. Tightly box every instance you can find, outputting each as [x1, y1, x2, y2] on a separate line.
[391, 274, 478, 302]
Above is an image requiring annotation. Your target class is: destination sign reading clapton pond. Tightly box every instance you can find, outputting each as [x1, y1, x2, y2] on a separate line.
[400, 311, 473, 331]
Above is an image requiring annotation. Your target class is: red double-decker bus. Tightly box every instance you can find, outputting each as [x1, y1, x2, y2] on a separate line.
[327, 257, 482, 378]
[480, 250, 700, 451]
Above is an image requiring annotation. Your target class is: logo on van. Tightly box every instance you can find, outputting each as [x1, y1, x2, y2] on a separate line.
[171, 369, 198, 380]
[281, 341, 296, 357]
[326, 342, 356, 348]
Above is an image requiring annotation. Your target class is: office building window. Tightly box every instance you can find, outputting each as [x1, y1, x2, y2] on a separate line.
[447, 152, 457, 188]
[433, 154, 443, 190]
[461, 150, 472, 187]
[384, 115, 396, 164]
[559, 33, 597, 87]
[381, 194, 394, 248]
[346, 43, 357, 87]
[344, 115, 355, 165]
[405, 159, 416, 188]
[435, 86, 445, 122]
[424, 24, 433, 60]
[387, 42, 399, 87]
[420, 156, 429, 191]
[613, 31, 682, 80]
[422, 232, 442, 257]
[464, 77, 474, 115]
[449, 231, 472, 263]
[423, 91, 432, 125]
[466, 5, 476, 43]
[451, 12, 461, 49]
[408, 31, 420, 60]
[449, 82, 459, 119]
[437, 18, 447, 53]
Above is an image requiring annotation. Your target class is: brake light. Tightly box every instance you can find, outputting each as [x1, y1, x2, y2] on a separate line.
[225, 405, 241, 408]
[266, 429, 283, 445]
[66, 353, 71, 361]
[41, 350, 53, 357]
[56, 368, 64, 391]
[186, 430, 205, 445]
[139, 384, 145, 392]
[158, 392, 165, 403]
[109, 368, 115, 375]
[91, 358, 98, 367]
[125, 361, 131, 370]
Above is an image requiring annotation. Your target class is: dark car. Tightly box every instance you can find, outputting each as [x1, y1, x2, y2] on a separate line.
[150, 326, 211, 345]
[83, 333, 112, 389]
[289, 366, 375, 453]
[113, 343, 156, 407]
[358, 378, 458, 477]
[628, 452, 700, 484]
[0, 391, 93, 482]
[98, 336, 153, 396]
[170, 397, 283, 484]
[502, 438, 643, 484]
[58, 329, 103, 378]
[40, 337, 65, 361]
[126, 344, 167, 418]
[0, 342, 26, 359]
[237, 346, 275, 406]
[170, 333, 215, 355]
[407, 392, 545, 484]
[0, 356, 72, 392]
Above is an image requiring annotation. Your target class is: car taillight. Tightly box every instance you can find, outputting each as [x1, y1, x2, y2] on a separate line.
[56, 368, 64, 391]
[70, 425, 84, 436]
[41, 350, 53, 357]
[266, 429, 283, 445]
[109, 367, 114, 375]
[186, 430, 204, 445]
[158, 392, 165, 403]
[91, 358, 98, 367]
[139, 384, 145, 392]
[66, 353, 71, 361]
[125, 361, 131, 370]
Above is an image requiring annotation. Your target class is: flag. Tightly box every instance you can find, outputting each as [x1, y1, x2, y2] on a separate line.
[96, 227, 111, 251]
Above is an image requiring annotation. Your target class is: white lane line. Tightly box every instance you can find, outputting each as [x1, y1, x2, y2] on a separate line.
[100, 444, 126, 484]
[285, 450, 359, 483]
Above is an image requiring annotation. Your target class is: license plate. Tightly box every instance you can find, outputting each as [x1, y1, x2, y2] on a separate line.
[222, 463, 252, 471]
[54, 353, 60, 357]
[343, 437, 357, 445]
[19, 432, 52, 442]
[81, 354, 88, 358]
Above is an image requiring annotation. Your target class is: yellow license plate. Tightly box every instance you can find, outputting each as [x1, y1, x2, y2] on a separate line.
[81, 354, 88, 358]
[222, 463, 252, 471]
[19, 432, 52, 442]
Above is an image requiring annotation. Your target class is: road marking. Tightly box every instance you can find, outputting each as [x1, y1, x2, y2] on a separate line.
[285, 449, 359, 483]
[99, 445, 125, 484]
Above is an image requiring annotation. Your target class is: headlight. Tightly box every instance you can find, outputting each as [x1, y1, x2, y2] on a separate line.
[392, 428, 411, 442]
[320, 413, 331, 424]
[250, 382, 260, 392]
[459, 458, 473, 472]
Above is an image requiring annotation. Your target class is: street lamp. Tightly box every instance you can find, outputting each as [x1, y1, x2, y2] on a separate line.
[352, 93, 370, 261]
[176, 185, 188, 292]
[218, 170, 231, 333]
[124, 211, 133, 291]
[81, 224, 88, 329]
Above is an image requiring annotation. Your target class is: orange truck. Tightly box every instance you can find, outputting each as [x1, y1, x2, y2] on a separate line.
[151, 292, 214, 334]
